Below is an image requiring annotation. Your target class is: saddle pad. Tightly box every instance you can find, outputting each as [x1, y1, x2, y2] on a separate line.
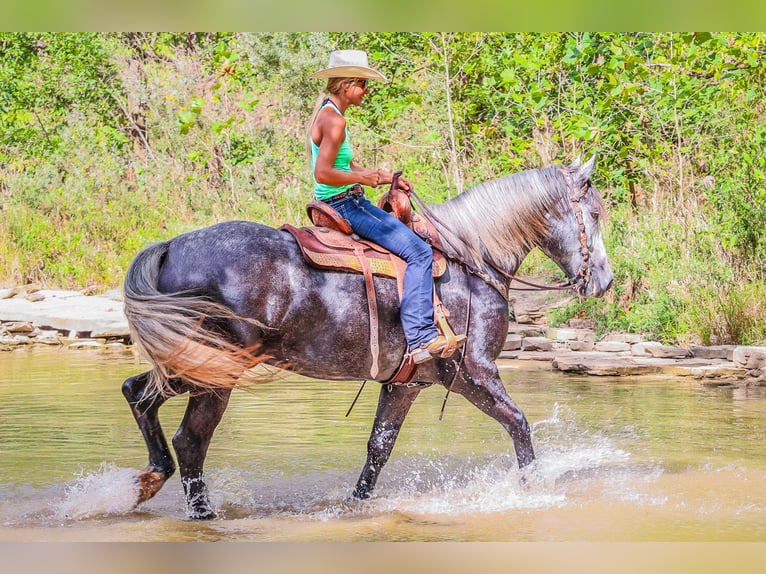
[280, 224, 446, 279]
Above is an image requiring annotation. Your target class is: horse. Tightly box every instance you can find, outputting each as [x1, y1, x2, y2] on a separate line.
[121, 154, 613, 519]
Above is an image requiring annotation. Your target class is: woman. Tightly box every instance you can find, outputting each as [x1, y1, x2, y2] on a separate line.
[308, 49, 465, 365]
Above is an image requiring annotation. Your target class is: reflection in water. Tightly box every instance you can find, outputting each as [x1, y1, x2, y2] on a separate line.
[1, 348, 766, 541]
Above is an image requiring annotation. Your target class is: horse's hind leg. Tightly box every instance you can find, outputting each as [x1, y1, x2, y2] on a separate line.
[353, 384, 422, 499]
[122, 371, 181, 506]
[452, 364, 535, 467]
[172, 388, 232, 520]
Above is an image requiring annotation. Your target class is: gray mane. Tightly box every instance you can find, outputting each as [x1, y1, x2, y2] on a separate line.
[429, 165, 567, 271]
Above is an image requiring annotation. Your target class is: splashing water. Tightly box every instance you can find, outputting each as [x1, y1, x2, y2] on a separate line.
[361, 402, 645, 517]
[52, 463, 141, 521]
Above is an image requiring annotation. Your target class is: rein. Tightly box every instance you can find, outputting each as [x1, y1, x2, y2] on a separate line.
[408, 168, 593, 299]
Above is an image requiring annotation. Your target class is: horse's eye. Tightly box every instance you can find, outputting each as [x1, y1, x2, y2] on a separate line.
[590, 210, 600, 221]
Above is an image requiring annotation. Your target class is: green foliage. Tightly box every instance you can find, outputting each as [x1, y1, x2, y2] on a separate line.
[683, 280, 766, 346]
[1, 32, 765, 346]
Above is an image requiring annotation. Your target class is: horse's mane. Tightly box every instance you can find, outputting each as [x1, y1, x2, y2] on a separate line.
[429, 165, 567, 271]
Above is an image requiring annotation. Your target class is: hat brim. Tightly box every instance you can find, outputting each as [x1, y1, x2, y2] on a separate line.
[310, 65, 387, 81]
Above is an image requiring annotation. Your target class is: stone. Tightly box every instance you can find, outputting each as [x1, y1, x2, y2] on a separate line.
[568, 340, 595, 352]
[552, 352, 725, 377]
[516, 350, 556, 361]
[689, 364, 750, 381]
[3, 321, 34, 334]
[0, 336, 26, 347]
[594, 341, 631, 353]
[0, 290, 129, 337]
[24, 292, 45, 302]
[503, 334, 522, 351]
[732, 346, 766, 369]
[523, 337, 554, 352]
[630, 341, 663, 356]
[690, 345, 735, 360]
[545, 328, 578, 341]
[645, 345, 692, 359]
[36, 334, 63, 345]
[507, 324, 545, 338]
[603, 333, 643, 344]
[575, 329, 597, 341]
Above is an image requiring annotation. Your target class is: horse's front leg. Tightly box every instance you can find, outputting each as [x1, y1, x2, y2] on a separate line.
[122, 371, 181, 506]
[172, 388, 232, 520]
[452, 363, 535, 468]
[353, 384, 422, 499]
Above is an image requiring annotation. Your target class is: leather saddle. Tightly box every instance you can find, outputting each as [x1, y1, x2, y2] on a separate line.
[280, 176, 462, 384]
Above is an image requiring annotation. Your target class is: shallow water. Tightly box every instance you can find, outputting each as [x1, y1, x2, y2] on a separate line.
[1, 347, 766, 541]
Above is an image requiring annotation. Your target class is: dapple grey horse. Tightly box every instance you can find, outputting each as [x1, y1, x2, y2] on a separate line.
[121, 155, 612, 519]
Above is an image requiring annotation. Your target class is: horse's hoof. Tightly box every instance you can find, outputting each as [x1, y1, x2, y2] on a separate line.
[135, 468, 169, 506]
[188, 506, 217, 520]
[351, 486, 371, 500]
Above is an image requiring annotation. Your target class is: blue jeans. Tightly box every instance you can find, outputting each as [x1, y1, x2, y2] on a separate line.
[326, 193, 439, 349]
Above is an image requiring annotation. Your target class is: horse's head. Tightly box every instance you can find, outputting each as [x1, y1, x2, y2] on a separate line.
[537, 154, 613, 297]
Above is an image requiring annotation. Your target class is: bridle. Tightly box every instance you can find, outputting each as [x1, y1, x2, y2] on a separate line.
[409, 167, 594, 300]
[560, 167, 592, 296]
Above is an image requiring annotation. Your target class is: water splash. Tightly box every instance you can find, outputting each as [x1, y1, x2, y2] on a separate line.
[51, 463, 140, 521]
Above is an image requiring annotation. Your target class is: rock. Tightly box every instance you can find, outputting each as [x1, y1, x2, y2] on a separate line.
[3, 321, 34, 334]
[732, 346, 766, 369]
[503, 334, 522, 351]
[690, 345, 735, 360]
[552, 352, 727, 377]
[594, 341, 631, 353]
[645, 345, 692, 359]
[689, 364, 750, 381]
[516, 350, 556, 361]
[603, 333, 643, 344]
[568, 340, 595, 352]
[0, 289, 129, 337]
[574, 329, 597, 341]
[507, 324, 545, 338]
[36, 334, 63, 345]
[545, 328, 578, 341]
[630, 341, 663, 356]
[24, 292, 45, 302]
[522, 337, 554, 352]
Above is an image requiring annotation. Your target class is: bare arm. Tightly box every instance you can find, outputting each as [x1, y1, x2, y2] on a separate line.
[313, 108, 411, 190]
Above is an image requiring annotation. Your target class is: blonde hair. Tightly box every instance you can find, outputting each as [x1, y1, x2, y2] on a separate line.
[305, 78, 355, 168]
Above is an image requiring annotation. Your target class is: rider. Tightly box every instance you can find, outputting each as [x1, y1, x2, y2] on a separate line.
[308, 49, 465, 364]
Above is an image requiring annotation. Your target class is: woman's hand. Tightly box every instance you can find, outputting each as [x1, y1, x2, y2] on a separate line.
[368, 169, 412, 191]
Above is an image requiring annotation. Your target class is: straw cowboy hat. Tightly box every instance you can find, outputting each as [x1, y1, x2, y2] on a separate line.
[310, 50, 388, 81]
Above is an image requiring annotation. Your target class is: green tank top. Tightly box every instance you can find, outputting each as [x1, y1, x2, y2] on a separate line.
[311, 101, 355, 200]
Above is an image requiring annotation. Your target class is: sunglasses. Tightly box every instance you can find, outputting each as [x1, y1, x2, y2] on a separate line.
[350, 79, 368, 90]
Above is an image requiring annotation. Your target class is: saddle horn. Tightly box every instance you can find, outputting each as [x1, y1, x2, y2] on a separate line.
[377, 170, 412, 225]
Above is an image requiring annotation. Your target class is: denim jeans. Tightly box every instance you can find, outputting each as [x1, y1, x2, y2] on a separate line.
[326, 193, 439, 349]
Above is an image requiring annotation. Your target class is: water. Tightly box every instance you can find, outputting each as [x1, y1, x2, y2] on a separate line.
[2, 347, 766, 541]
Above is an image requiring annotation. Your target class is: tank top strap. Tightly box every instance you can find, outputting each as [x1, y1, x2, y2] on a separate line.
[321, 97, 344, 116]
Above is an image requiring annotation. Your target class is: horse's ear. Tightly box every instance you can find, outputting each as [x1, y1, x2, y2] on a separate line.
[573, 153, 596, 183]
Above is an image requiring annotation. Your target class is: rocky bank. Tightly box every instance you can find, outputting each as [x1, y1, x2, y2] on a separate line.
[1, 282, 765, 387]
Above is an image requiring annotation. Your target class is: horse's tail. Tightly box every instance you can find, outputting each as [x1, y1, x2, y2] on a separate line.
[123, 242, 269, 398]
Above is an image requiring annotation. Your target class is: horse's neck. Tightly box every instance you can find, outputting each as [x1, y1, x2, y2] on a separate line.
[431, 198, 536, 277]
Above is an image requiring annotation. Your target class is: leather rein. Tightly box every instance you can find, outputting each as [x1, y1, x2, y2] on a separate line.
[409, 168, 593, 301]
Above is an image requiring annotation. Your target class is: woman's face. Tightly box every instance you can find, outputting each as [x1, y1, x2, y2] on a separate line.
[344, 78, 369, 106]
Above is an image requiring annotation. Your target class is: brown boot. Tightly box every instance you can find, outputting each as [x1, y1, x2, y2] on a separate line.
[408, 334, 466, 365]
